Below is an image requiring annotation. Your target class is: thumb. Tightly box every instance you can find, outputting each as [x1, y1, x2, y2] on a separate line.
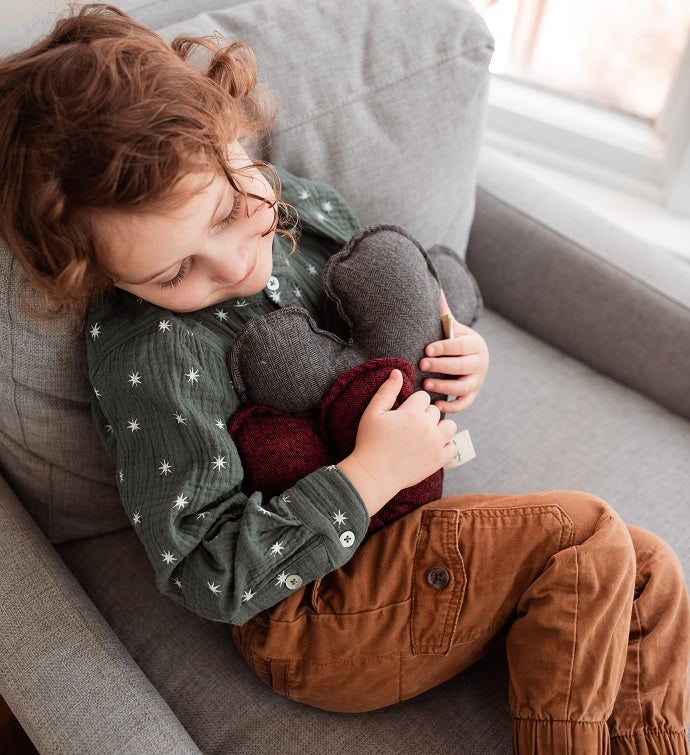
[364, 369, 403, 416]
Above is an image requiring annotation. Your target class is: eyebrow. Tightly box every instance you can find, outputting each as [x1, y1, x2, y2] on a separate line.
[122, 182, 229, 285]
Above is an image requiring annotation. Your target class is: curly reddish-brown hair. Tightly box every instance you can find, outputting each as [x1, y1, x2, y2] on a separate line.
[0, 3, 290, 318]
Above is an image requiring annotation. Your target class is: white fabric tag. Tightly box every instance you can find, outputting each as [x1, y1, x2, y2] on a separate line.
[444, 429, 476, 469]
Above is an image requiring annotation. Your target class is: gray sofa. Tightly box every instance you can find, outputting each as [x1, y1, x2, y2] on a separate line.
[1, 1, 689, 753]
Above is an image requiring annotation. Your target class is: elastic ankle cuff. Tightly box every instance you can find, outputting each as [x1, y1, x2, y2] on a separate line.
[610, 727, 690, 755]
[513, 718, 609, 754]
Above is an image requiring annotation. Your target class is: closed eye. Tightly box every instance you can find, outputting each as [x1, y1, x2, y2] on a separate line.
[159, 258, 192, 289]
[215, 192, 242, 230]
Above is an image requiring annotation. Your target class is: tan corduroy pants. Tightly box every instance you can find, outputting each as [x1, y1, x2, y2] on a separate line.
[232, 491, 690, 754]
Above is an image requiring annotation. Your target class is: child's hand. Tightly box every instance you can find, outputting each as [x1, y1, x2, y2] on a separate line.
[337, 369, 457, 516]
[419, 291, 489, 414]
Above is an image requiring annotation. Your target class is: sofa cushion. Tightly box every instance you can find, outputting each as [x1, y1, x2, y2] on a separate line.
[58, 307, 690, 753]
[0, 244, 128, 541]
[157, 0, 494, 253]
[0, 0, 492, 542]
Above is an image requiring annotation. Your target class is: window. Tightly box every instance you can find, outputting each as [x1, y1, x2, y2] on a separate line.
[471, 0, 690, 215]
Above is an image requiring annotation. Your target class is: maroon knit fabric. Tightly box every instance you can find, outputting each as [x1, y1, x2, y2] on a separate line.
[229, 406, 333, 498]
[229, 357, 443, 532]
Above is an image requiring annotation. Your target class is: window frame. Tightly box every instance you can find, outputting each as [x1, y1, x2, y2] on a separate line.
[483, 35, 690, 216]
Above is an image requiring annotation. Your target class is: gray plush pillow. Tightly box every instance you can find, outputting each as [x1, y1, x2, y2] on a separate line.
[0, 0, 492, 543]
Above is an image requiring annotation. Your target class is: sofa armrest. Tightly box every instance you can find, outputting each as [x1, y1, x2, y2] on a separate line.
[466, 151, 690, 419]
[0, 474, 201, 755]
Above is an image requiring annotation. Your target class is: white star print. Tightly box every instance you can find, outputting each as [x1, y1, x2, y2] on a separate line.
[325, 464, 337, 471]
[208, 581, 222, 596]
[93, 387, 101, 399]
[269, 541, 286, 557]
[214, 419, 225, 430]
[234, 299, 248, 308]
[315, 211, 325, 222]
[89, 323, 101, 339]
[158, 460, 173, 476]
[158, 320, 172, 332]
[306, 264, 318, 276]
[332, 510, 348, 527]
[127, 419, 141, 432]
[118, 470, 125, 483]
[293, 286, 303, 299]
[298, 188, 310, 200]
[173, 578, 183, 589]
[132, 511, 142, 525]
[276, 572, 288, 587]
[174, 412, 188, 425]
[196, 512, 208, 520]
[214, 308, 229, 322]
[161, 550, 177, 565]
[321, 201, 333, 212]
[128, 372, 142, 388]
[242, 588, 255, 602]
[105, 424, 113, 434]
[281, 494, 292, 504]
[256, 503, 273, 517]
[185, 368, 200, 385]
[269, 291, 281, 304]
[211, 455, 227, 471]
[173, 494, 188, 511]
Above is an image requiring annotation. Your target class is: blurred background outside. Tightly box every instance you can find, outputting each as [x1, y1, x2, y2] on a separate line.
[471, 0, 690, 123]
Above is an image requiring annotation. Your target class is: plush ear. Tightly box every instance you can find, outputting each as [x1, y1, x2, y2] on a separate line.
[427, 244, 483, 327]
[322, 224, 446, 397]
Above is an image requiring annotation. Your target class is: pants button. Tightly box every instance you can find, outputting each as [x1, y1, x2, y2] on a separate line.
[427, 566, 451, 589]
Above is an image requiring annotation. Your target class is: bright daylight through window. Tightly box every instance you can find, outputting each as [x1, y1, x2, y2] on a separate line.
[470, 0, 690, 215]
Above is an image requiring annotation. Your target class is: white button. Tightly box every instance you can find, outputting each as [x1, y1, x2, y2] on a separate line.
[266, 276, 280, 291]
[340, 531, 356, 548]
[285, 574, 303, 590]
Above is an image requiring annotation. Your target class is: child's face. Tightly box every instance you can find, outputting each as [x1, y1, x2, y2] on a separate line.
[96, 143, 276, 312]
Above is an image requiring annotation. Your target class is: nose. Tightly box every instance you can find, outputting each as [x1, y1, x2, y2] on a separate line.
[207, 241, 253, 285]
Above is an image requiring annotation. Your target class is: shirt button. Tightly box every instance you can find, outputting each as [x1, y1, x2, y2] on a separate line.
[285, 574, 303, 590]
[339, 531, 356, 548]
[266, 276, 280, 291]
[427, 567, 451, 589]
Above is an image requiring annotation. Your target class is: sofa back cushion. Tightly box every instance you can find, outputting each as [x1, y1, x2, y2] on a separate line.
[0, 0, 492, 542]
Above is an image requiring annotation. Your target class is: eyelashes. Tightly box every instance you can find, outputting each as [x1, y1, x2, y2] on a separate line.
[159, 193, 244, 290]
[159, 257, 192, 289]
[215, 192, 243, 230]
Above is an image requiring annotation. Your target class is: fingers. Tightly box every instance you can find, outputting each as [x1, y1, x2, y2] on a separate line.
[434, 392, 479, 414]
[364, 369, 403, 415]
[420, 354, 482, 376]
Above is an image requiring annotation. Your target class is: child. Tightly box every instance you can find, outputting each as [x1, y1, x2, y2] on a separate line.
[1, 6, 688, 753]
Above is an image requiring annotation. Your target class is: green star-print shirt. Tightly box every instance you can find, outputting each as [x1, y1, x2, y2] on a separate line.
[86, 167, 369, 625]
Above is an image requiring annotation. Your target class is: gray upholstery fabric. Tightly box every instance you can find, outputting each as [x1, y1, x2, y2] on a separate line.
[0, 475, 201, 755]
[468, 151, 690, 420]
[0, 243, 126, 541]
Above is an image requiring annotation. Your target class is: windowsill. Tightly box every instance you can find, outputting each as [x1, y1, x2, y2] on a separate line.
[484, 76, 690, 263]
[481, 144, 690, 263]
